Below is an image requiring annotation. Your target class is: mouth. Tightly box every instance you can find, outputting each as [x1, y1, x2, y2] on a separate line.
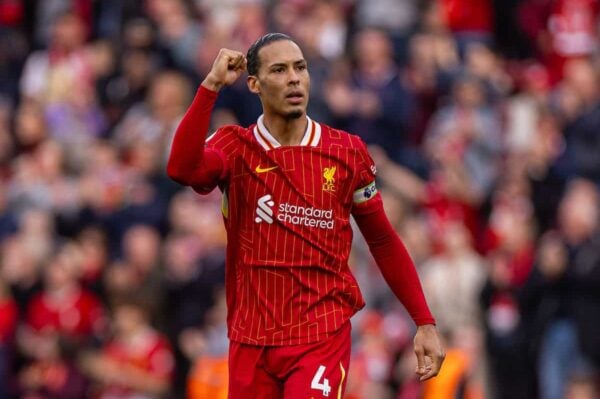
[285, 91, 304, 105]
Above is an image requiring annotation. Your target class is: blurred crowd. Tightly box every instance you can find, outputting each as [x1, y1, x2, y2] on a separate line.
[0, 0, 599, 398]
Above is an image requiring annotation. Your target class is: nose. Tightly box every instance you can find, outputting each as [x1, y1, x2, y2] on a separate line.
[288, 69, 300, 85]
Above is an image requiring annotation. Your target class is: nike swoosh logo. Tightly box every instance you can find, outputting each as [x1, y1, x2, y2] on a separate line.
[255, 165, 278, 173]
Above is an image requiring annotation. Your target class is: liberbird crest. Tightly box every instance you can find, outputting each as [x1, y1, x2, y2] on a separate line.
[322, 166, 336, 192]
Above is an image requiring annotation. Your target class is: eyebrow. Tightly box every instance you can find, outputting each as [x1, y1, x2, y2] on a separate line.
[268, 59, 307, 68]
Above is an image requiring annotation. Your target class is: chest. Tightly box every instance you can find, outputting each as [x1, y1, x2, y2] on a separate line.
[228, 146, 359, 214]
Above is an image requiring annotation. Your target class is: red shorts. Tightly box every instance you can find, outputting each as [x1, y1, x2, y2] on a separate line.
[228, 322, 351, 399]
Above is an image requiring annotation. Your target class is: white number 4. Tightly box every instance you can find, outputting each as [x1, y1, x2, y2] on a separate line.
[311, 365, 331, 397]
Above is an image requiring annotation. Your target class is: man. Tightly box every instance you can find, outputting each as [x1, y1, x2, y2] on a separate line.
[81, 296, 174, 398]
[167, 33, 444, 398]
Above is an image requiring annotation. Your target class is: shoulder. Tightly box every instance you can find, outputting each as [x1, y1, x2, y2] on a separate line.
[23, 51, 48, 66]
[318, 123, 366, 150]
[319, 124, 376, 174]
[209, 124, 245, 137]
[206, 124, 250, 146]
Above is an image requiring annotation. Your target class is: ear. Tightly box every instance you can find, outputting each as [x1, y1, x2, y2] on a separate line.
[247, 75, 260, 95]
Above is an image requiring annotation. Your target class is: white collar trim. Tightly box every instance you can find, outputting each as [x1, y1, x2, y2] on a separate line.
[253, 115, 321, 151]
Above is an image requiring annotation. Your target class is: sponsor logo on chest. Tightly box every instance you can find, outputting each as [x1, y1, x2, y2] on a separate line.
[254, 194, 334, 229]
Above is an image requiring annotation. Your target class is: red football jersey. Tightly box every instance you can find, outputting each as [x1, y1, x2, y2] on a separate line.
[0, 298, 17, 343]
[26, 288, 105, 339]
[197, 115, 382, 346]
[100, 329, 174, 398]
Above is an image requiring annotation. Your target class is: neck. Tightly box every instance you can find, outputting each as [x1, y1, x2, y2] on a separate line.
[262, 112, 308, 146]
[122, 325, 151, 343]
[48, 283, 78, 304]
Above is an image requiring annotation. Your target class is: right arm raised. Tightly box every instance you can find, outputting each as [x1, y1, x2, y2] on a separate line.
[166, 49, 246, 187]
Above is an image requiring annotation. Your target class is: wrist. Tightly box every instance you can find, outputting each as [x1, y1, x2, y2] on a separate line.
[415, 316, 436, 326]
[201, 75, 224, 92]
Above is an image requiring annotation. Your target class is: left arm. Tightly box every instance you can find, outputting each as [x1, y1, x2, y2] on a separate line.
[354, 206, 445, 380]
[354, 207, 433, 325]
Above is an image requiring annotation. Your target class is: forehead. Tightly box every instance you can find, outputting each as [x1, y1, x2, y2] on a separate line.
[258, 40, 305, 67]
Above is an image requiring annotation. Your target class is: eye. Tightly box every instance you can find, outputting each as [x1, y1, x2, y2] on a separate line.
[297, 64, 307, 71]
[272, 67, 285, 73]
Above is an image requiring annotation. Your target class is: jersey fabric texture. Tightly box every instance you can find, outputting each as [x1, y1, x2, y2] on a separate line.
[167, 86, 435, 348]
[198, 114, 380, 346]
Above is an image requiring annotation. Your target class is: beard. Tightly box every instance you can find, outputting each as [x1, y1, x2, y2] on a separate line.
[285, 109, 303, 119]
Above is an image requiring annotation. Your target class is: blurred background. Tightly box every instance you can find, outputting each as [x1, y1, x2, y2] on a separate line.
[0, 0, 599, 398]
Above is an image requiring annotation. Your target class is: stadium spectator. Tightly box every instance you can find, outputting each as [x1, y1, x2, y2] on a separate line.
[22, 243, 106, 342]
[20, 12, 93, 106]
[324, 28, 414, 167]
[185, 289, 229, 399]
[504, 62, 551, 154]
[480, 248, 537, 399]
[81, 295, 174, 399]
[18, 333, 89, 399]
[403, 29, 459, 148]
[424, 74, 502, 198]
[437, 0, 494, 55]
[518, 0, 600, 83]
[104, 224, 164, 324]
[163, 231, 224, 396]
[554, 58, 600, 183]
[522, 179, 600, 399]
[112, 70, 192, 169]
[421, 221, 487, 336]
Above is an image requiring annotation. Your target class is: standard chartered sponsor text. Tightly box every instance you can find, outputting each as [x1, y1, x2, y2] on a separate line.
[277, 203, 334, 229]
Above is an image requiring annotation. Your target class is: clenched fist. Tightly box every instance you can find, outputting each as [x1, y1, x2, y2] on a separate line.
[202, 49, 247, 92]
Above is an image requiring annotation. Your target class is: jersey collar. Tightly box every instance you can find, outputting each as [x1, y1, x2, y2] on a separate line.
[253, 115, 321, 151]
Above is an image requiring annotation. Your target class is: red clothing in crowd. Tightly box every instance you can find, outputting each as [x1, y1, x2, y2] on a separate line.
[0, 297, 17, 344]
[25, 288, 105, 339]
[519, 0, 599, 82]
[440, 0, 494, 33]
[99, 330, 174, 399]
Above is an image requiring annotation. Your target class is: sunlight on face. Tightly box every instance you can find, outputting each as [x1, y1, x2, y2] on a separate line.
[249, 40, 310, 120]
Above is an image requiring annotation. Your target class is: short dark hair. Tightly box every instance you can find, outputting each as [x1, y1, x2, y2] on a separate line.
[246, 33, 295, 76]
